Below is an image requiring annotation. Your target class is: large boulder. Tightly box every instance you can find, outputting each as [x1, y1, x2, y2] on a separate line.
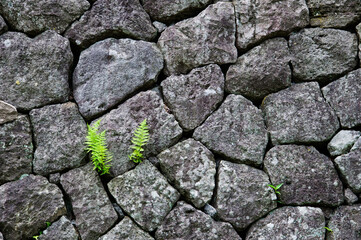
[39, 216, 79, 240]
[0, 101, 17, 125]
[327, 130, 361, 157]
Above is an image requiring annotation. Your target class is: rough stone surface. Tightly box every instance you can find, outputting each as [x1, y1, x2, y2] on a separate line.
[235, 0, 309, 51]
[158, 2, 237, 75]
[30, 102, 87, 175]
[322, 69, 361, 128]
[60, 163, 118, 240]
[161, 64, 224, 131]
[327, 205, 361, 240]
[226, 38, 291, 101]
[108, 160, 180, 232]
[153, 21, 167, 33]
[157, 138, 216, 208]
[39, 216, 79, 240]
[351, 136, 361, 151]
[65, 0, 156, 48]
[99, 217, 154, 240]
[0, 31, 72, 111]
[328, 130, 361, 156]
[214, 161, 277, 231]
[0, 101, 17, 125]
[0, 175, 66, 240]
[0, 115, 33, 185]
[246, 206, 325, 240]
[264, 145, 344, 206]
[262, 82, 339, 145]
[345, 188, 358, 205]
[194, 94, 268, 166]
[0, 15, 7, 35]
[49, 173, 61, 185]
[95, 90, 182, 176]
[289, 28, 358, 83]
[155, 201, 241, 240]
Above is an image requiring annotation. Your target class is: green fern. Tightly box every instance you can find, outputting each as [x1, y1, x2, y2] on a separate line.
[129, 119, 150, 163]
[85, 119, 112, 175]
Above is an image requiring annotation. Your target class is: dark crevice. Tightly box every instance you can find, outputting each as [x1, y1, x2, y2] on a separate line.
[68, 42, 82, 101]
[56, 183, 76, 221]
[27, 114, 37, 174]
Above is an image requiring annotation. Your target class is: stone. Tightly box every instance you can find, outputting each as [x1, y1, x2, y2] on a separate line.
[262, 82, 339, 145]
[49, 173, 61, 185]
[0, 115, 33, 185]
[153, 21, 167, 33]
[327, 205, 361, 240]
[155, 201, 241, 240]
[345, 188, 358, 205]
[351, 137, 361, 151]
[246, 206, 325, 240]
[65, 0, 156, 48]
[157, 138, 216, 208]
[0, 101, 17, 125]
[99, 217, 154, 240]
[112, 203, 125, 220]
[226, 38, 291, 101]
[161, 64, 224, 131]
[203, 204, 218, 219]
[289, 28, 358, 83]
[264, 145, 344, 206]
[0, 31, 72, 111]
[0, 175, 66, 240]
[328, 130, 361, 156]
[194, 94, 268, 166]
[108, 160, 180, 232]
[73, 38, 163, 119]
[95, 90, 182, 176]
[0, 15, 7, 35]
[322, 69, 361, 128]
[39, 216, 79, 240]
[30, 102, 87, 175]
[214, 161, 277, 231]
[0, 232, 2, 240]
[158, 2, 237, 76]
[60, 163, 118, 240]
[234, 0, 309, 51]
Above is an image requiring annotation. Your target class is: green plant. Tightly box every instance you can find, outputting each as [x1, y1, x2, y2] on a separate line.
[85, 119, 112, 175]
[32, 222, 51, 239]
[324, 227, 333, 232]
[129, 119, 149, 163]
[268, 183, 283, 195]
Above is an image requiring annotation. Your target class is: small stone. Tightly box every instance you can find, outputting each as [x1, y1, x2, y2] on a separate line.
[327, 205, 361, 240]
[203, 204, 218, 219]
[0, 101, 17, 125]
[351, 136, 361, 151]
[39, 216, 79, 240]
[328, 130, 361, 156]
[0, 15, 7, 35]
[344, 188, 358, 205]
[49, 173, 61, 185]
[112, 203, 125, 220]
[152, 21, 167, 33]
[334, 150, 361, 194]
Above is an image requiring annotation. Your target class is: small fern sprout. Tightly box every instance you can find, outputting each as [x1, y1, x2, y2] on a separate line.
[129, 119, 150, 163]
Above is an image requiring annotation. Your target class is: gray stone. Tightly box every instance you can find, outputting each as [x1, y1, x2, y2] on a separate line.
[0, 115, 32, 185]
[194, 94, 268, 166]
[108, 160, 180, 232]
[214, 161, 277, 231]
[161, 64, 224, 131]
[0, 31, 72, 111]
[235, 0, 309, 51]
[0, 101, 17, 125]
[0, 175, 66, 240]
[95, 90, 182, 176]
[73, 38, 163, 119]
[65, 0, 156, 48]
[39, 216, 79, 240]
[99, 217, 154, 240]
[158, 2, 237, 76]
[327, 205, 361, 240]
[0, 232, 2, 240]
[322, 69, 361, 128]
[328, 130, 361, 156]
[153, 21, 167, 33]
[49, 173, 61, 185]
[264, 145, 344, 206]
[0, 15, 7, 35]
[0, 0, 89, 35]
[246, 206, 325, 240]
[112, 203, 125, 220]
[262, 82, 339, 145]
[30, 102, 87, 175]
[345, 188, 358, 205]
[289, 28, 358, 83]
[155, 201, 241, 240]
[157, 138, 216, 208]
[60, 163, 118, 240]
[226, 38, 291, 101]
[351, 136, 361, 151]
[203, 203, 218, 219]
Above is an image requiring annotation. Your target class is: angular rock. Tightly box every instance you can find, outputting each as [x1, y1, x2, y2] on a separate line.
[0, 15, 7, 35]
[262, 82, 339, 145]
[235, 0, 309, 51]
[289, 28, 358, 83]
[158, 2, 237, 75]
[65, 0, 156, 48]
[39, 216, 79, 240]
[49, 173, 61, 185]
[74, 38, 163, 119]
[327, 205, 361, 240]
[345, 188, 358, 205]
[108, 160, 180, 232]
[264, 145, 344, 206]
[30, 102, 87, 175]
[351, 136, 361, 151]
[0, 101, 17, 125]
[153, 21, 167, 33]
[95, 90, 182, 176]
[226, 38, 291, 101]
[214, 161, 277, 231]
[0, 175, 66, 240]
[328, 130, 361, 156]
[0, 31, 72, 111]
[157, 138, 216, 208]
[155, 201, 241, 240]
[246, 206, 325, 240]
[322, 69, 361, 128]
[0, 115, 33, 185]
[161, 64, 224, 131]
[194, 94, 268, 166]
[60, 164, 118, 240]
[204, 203, 218, 219]
[334, 149, 361, 193]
